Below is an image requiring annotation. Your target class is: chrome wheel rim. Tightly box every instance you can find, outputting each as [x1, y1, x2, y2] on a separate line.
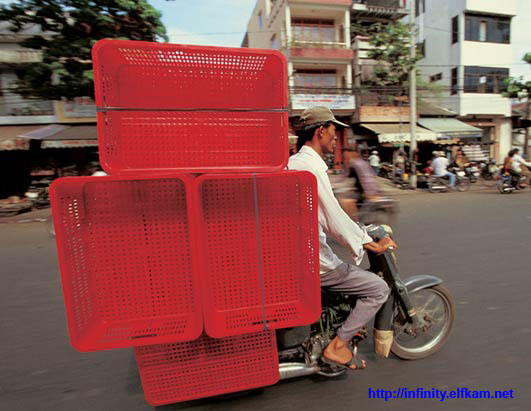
[393, 288, 452, 354]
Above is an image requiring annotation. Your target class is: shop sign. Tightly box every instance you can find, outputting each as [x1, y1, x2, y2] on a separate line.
[291, 94, 355, 110]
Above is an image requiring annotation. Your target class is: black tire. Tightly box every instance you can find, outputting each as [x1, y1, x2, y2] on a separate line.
[391, 284, 455, 360]
[428, 179, 437, 193]
[456, 178, 470, 192]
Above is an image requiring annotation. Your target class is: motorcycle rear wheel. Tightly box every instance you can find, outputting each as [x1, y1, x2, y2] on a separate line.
[428, 180, 437, 193]
[391, 284, 455, 360]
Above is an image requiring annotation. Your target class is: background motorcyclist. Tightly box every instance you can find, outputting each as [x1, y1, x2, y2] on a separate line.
[431, 151, 456, 188]
[289, 106, 396, 371]
[510, 148, 531, 187]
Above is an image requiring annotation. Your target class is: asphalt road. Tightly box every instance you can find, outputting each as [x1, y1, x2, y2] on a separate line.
[1, 188, 530, 411]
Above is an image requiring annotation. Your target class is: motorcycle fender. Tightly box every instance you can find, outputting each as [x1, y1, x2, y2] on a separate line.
[403, 275, 443, 294]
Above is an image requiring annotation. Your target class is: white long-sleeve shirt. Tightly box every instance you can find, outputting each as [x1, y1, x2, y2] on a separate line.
[287, 146, 373, 273]
[511, 154, 531, 173]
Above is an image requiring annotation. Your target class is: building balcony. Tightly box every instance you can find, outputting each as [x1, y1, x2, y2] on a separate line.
[286, 42, 354, 60]
[352, 0, 408, 19]
[0, 99, 56, 125]
[354, 90, 410, 123]
[289, 0, 352, 6]
[0, 100, 54, 117]
[0, 49, 42, 64]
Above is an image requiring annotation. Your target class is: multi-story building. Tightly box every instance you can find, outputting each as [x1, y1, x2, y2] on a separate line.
[243, 0, 354, 167]
[0, 22, 98, 198]
[409, 0, 517, 160]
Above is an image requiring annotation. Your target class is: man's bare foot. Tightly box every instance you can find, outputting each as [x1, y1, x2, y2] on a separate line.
[323, 336, 366, 370]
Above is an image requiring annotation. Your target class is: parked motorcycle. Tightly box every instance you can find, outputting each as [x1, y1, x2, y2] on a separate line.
[464, 163, 480, 183]
[25, 178, 52, 208]
[428, 168, 470, 193]
[478, 159, 498, 180]
[276, 224, 455, 380]
[25, 170, 54, 209]
[378, 162, 393, 180]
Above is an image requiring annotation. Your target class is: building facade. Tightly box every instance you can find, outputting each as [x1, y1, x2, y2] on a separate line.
[409, 0, 517, 160]
[244, 0, 355, 167]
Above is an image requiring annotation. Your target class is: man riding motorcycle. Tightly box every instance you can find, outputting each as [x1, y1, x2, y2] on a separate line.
[288, 106, 397, 370]
[431, 151, 456, 188]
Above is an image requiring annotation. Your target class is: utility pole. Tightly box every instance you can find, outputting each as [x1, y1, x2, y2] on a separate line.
[409, 0, 417, 189]
[524, 96, 530, 158]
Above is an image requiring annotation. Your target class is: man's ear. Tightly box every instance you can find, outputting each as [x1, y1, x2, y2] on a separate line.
[313, 126, 322, 141]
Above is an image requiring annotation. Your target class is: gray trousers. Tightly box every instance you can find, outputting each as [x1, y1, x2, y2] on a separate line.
[321, 262, 390, 342]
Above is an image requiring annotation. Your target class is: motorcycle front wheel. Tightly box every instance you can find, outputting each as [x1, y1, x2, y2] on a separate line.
[391, 284, 455, 360]
[456, 178, 470, 192]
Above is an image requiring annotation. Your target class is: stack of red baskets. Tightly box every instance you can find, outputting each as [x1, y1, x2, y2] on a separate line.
[50, 39, 321, 406]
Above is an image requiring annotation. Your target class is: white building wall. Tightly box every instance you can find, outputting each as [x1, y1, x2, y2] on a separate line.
[511, 0, 531, 81]
[465, 0, 517, 16]
[498, 119, 512, 158]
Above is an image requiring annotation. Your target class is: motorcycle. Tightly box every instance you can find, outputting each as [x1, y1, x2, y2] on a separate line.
[478, 159, 498, 180]
[496, 173, 526, 194]
[357, 197, 399, 228]
[428, 168, 470, 193]
[464, 163, 480, 183]
[378, 162, 393, 180]
[276, 224, 455, 380]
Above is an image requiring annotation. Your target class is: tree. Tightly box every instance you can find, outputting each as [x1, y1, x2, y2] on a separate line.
[504, 53, 531, 157]
[0, 0, 168, 100]
[365, 21, 421, 91]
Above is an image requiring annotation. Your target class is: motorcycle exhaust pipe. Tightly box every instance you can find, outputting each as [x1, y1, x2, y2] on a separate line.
[279, 362, 320, 380]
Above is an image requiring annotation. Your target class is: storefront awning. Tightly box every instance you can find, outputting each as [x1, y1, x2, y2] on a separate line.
[0, 125, 44, 151]
[18, 124, 98, 148]
[417, 118, 483, 139]
[360, 123, 438, 143]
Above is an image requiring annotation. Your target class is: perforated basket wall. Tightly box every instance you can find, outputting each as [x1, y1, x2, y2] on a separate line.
[50, 175, 202, 351]
[92, 40, 289, 174]
[195, 171, 321, 338]
[134, 331, 279, 406]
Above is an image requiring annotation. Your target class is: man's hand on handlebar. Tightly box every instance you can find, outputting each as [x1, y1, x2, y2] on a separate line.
[363, 237, 398, 254]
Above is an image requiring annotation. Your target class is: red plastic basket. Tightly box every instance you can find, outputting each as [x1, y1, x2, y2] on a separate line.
[50, 175, 202, 351]
[92, 40, 289, 174]
[134, 331, 279, 406]
[194, 171, 321, 338]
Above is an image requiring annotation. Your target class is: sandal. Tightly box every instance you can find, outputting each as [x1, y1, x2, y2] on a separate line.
[322, 344, 366, 371]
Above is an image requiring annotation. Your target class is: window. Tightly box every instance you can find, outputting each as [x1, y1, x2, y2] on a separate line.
[464, 66, 509, 93]
[416, 39, 425, 57]
[415, 0, 425, 17]
[271, 34, 278, 49]
[430, 72, 443, 82]
[479, 21, 487, 42]
[465, 14, 510, 44]
[293, 69, 337, 90]
[451, 67, 458, 95]
[452, 16, 458, 44]
[258, 11, 263, 29]
[292, 18, 335, 44]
